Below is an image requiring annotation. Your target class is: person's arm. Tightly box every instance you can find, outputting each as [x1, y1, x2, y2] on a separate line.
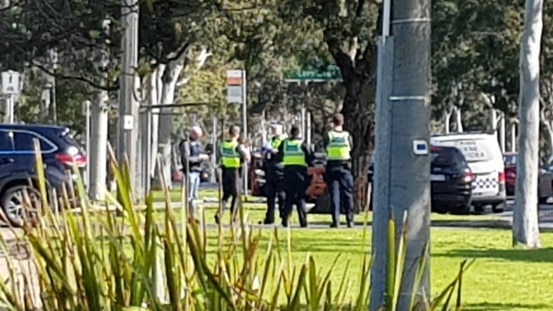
[237, 144, 251, 163]
[188, 146, 202, 164]
[322, 132, 330, 150]
[302, 143, 313, 166]
[348, 134, 354, 151]
[275, 140, 285, 163]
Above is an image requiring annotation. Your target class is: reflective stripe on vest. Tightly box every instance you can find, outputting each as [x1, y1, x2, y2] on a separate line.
[220, 141, 240, 168]
[282, 139, 307, 166]
[326, 131, 351, 160]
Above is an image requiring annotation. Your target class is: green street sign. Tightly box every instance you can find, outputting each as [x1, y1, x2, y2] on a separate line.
[284, 64, 342, 82]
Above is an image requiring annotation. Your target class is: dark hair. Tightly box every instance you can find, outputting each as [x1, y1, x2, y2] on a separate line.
[290, 125, 300, 137]
[332, 113, 344, 126]
[229, 125, 240, 136]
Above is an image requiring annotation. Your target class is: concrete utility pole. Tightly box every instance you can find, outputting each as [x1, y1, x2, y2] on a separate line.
[370, 0, 432, 309]
[118, 0, 141, 201]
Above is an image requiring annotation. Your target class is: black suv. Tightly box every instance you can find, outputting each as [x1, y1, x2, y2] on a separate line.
[430, 145, 473, 214]
[368, 145, 473, 214]
[0, 124, 86, 226]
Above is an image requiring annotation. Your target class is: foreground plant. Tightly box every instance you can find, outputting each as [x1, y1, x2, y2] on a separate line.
[0, 142, 473, 310]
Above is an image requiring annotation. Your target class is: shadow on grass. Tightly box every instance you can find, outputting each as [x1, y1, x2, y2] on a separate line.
[438, 247, 553, 263]
[464, 302, 552, 310]
[306, 219, 512, 230]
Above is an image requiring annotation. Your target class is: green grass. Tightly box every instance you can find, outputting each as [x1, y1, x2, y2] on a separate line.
[194, 227, 553, 311]
[149, 188, 503, 227]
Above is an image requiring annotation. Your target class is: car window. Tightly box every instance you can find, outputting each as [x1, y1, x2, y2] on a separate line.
[0, 130, 14, 151]
[431, 148, 457, 166]
[58, 132, 85, 154]
[13, 131, 53, 152]
[504, 154, 516, 166]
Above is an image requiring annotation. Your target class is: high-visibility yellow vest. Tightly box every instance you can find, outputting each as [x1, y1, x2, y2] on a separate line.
[326, 131, 351, 160]
[282, 139, 307, 167]
[220, 141, 241, 168]
[271, 135, 285, 150]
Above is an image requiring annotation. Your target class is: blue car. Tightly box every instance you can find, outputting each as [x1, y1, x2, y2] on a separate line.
[0, 124, 86, 226]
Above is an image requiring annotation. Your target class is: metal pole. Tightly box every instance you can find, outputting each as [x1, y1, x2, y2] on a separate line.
[211, 114, 217, 184]
[118, 0, 140, 202]
[242, 69, 249, 195]
[306, 111, 312, 145]
[7, 94, 14, 123]
[387, 0, 432, 308]
[500, 111, 506, 153]
[84, 100, 91, 189]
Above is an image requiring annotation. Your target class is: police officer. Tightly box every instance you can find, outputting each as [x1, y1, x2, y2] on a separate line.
[324, 113, 354, 228]
[179, 125, 209, 223]
[260, 123, 287, 225]
[215, 125, 251, 224]
[279, 125, 312, 228]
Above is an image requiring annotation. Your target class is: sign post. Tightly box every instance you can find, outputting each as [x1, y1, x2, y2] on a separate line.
[1, 71, 21, 123]
[283, 64, 342, 145]
[226, 69, 249, 195]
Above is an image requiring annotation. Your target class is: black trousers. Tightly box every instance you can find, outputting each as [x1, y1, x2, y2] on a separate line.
[264, 169, 285, 223]
[221, 168, 241, 213]
[326, 163, 354, 225]
[283, 167, 308, 227]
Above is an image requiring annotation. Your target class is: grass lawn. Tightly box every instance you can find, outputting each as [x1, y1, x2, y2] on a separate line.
[253, 228, 553, 311]
[149, 188, 505, 227]
[106, 189, 553, 310]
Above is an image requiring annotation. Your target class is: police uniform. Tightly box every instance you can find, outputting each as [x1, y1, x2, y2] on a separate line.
[261, 134, 286, 224]
[216, 139, 242, 223]
[325, 130, 354, 227]
[280, 138, 312, 227]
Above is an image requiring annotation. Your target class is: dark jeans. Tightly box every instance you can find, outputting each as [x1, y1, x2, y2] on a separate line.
[326, 164, 354, 225]
[264, 170, 285, 223]
[283, 167, 309, 227]
[221, 168, 241, 214]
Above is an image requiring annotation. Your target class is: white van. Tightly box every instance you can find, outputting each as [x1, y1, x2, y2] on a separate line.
[430, 133, 506, 212]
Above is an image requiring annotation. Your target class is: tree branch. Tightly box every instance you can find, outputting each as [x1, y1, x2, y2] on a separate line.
[32, 61, 118, 91]
[165, 42, 190, 63]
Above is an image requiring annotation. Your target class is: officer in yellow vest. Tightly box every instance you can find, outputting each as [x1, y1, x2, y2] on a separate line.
[324, 113, 354, 228]
[278, 125, 313, 227]
[260, 123, 287, 225]
[215, 125, 251, 224]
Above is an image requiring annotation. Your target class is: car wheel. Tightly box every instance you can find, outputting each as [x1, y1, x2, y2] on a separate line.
[431, 203, 448, 214]
[0, 185, 42, 227]
[473, 204, 485, 213]
[491, 202, 506, 213]
[450, 204, 470, 215]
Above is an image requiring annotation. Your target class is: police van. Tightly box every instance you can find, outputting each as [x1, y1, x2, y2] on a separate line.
[430, 133, 506, 213]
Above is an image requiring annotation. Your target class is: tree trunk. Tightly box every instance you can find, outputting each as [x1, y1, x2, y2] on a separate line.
[157, 60, 184, 189]
[149, 65, 163, 179]
[88, 90, 109, 201]
[513, 0, 542, 248]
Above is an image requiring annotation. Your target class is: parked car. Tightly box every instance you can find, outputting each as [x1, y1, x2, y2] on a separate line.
[539, 166, 553, 204]
[0, 124, 86, 227]
[429, 145, 474, 213]
[366, 146, 473, 214]
[503, 152, 517, 196]
[430, 133, 506, 213]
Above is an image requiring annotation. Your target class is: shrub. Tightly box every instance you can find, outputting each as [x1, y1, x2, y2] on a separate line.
[0, 142, 473, 310]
